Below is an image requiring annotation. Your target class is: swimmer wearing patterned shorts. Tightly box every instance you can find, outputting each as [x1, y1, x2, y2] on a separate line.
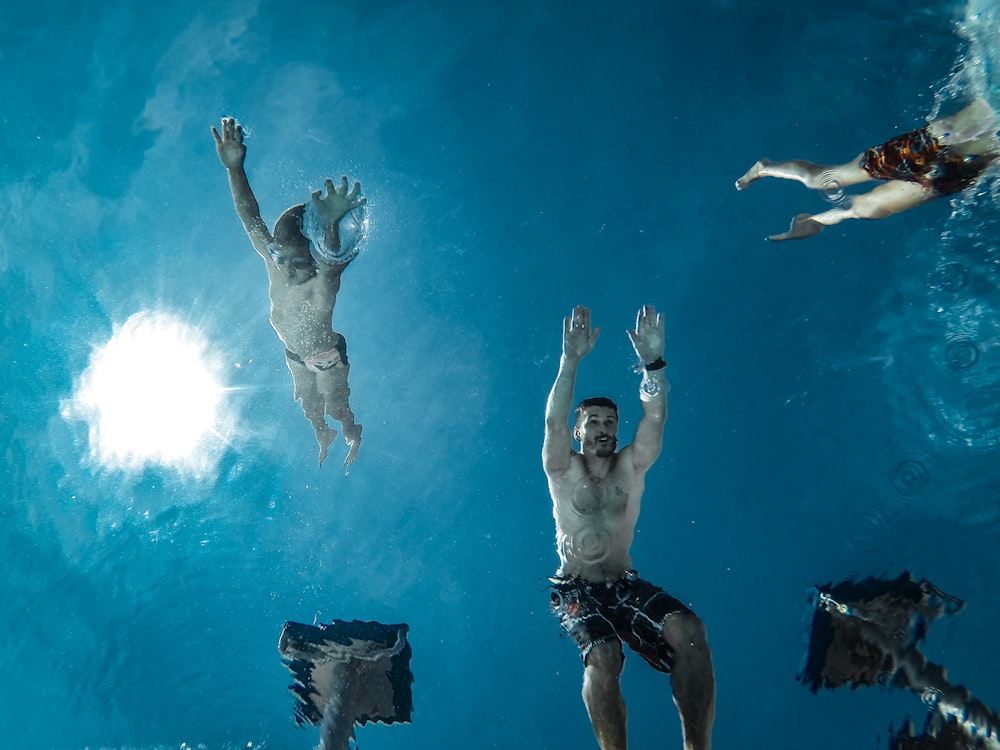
[550, 570, 692, 673]
[860, 126, 986, 196]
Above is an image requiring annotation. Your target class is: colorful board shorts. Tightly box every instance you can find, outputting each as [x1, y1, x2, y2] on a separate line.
[860, 126, 986, 196]
[549, 570, 691, 674]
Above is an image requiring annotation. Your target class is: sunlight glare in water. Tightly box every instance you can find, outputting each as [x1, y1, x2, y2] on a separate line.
[64, 310, 229, 476]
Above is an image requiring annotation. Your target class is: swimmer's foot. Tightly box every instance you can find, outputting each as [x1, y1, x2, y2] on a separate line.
[343, 424, 363, 467]
[316, 427, 339, 467]
[735, 159, 772, 190]
[767, 213, 824, 242]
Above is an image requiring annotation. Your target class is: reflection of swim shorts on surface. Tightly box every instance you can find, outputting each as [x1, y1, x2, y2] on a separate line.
[798, 573, 965, 693]
[285, 335, 349, 373]
[549, 570, 691, 673]
[860, 126, 986, 195]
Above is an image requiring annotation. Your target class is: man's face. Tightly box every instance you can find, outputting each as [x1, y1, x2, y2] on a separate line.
[575, 406, 618, 458]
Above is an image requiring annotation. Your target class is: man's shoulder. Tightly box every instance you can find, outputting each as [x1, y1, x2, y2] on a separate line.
[609, 444, 646, 477]
[544, 449, 583, 479]
[613, 442, 636, 459]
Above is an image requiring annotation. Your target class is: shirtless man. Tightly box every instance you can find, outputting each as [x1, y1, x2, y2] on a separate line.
[736, 98, 1000, 241]
[213, 116, 364, 466]
[543, 304, 715, 750]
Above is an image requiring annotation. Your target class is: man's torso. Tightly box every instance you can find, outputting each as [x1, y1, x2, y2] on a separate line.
[550, 449, 643, 582]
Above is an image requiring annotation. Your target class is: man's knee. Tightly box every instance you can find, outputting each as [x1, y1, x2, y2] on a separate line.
[851, 194, 892, 220]
[584, 641, 624, 680]
[662, 611, 709, 652]
[582, 641, 625, 710]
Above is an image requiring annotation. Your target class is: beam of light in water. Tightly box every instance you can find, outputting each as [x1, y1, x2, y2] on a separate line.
[62, 310, 231, 478]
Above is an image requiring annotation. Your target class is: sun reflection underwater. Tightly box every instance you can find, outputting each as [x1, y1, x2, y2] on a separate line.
[61, 309, 233, 478]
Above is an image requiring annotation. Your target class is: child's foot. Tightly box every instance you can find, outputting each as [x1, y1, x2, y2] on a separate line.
[317, 427, 339, 466]
[343, 424, 363, 467]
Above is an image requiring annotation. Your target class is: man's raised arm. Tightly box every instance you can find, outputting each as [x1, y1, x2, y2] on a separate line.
[543, 305, 600, 477]
[212, 117, 273, 257]
[626, 304, 668, 473]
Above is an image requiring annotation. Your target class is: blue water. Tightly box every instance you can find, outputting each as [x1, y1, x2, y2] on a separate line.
[3, 1, 1000, 748]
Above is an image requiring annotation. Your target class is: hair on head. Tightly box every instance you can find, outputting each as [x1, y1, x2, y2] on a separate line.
[575, 397, 618, 426]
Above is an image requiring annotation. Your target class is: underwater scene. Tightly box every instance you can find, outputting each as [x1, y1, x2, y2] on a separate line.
[3, 0, 1000, 748]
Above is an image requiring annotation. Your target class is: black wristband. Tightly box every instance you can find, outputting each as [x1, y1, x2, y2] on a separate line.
[644, 357, 666, 372]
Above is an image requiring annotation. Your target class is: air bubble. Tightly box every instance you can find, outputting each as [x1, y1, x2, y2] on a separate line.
[890, 454, 930, 498]
[944, 338, 981, 370]
[561, 527, 610, 566]
[819, 171, 845, 203]
[927, 261, 970, 292]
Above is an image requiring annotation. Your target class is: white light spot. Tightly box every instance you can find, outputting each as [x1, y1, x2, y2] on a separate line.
[64, 310, 230, 477]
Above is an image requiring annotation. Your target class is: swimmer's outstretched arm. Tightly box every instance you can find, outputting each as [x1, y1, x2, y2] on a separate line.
[543, 305, 600, 476]
[307, 177, 367, 262]
[626, 305, 667, 472]
[212, 116, 273, 258]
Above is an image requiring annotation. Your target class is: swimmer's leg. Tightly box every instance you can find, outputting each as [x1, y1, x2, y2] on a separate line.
[768, 180, 937, 241]
[581, 642, 627, 750]
[315, 362, 363, 467]
[838, 179, 938, 220]
[663, 612, 715, 750]
[767, 213, 826, 241]
[286, 353, 338, 465]
[737, 156, 872, 190]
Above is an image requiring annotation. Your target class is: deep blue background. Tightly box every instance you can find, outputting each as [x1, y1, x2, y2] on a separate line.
[2, 0, 1000, 748]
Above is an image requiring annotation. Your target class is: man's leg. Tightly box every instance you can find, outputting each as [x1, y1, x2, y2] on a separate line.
[285, 354, 338, 465]
[663, 613, 715, 750]
[736, 156, 872, 190]
[768, 180, 936, 241]
[833, 179, 937, 220]
[582, 642, 628, 750]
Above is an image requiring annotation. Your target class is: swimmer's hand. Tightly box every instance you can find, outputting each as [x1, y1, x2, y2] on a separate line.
[212, 117, 246, 170]
[562, 305, 601, 363]
[626, 304, 664, 364]
[309, 176, 367, 225]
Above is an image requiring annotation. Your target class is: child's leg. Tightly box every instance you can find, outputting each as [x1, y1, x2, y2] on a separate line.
[315, 363, 362, 466]
[286, 354, 338, 465]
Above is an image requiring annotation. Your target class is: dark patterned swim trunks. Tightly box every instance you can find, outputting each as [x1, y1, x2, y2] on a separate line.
[860, 126, 985, 196]
[549, 570, 691, 673]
